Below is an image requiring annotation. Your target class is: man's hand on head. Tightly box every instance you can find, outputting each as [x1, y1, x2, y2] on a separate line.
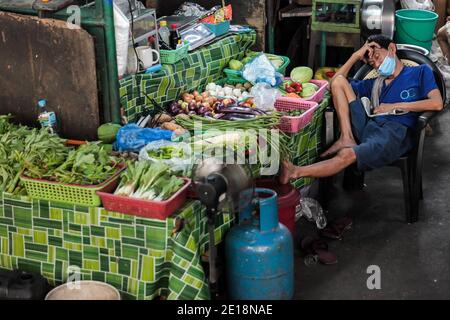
[354, 42, 381, 63]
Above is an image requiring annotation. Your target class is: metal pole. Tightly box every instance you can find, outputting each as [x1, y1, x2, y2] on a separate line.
[99, 0, 121, 124]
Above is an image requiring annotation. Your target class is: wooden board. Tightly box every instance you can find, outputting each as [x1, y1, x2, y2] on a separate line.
[0, 12, 99, 140]
[145, 0, 266, 50]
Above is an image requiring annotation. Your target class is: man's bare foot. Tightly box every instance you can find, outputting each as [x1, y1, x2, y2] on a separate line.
[279, 160, 296, 185]
[320, 138, 356, 158]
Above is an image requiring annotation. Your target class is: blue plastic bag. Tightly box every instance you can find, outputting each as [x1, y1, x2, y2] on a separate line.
[114, 124, 173, 152]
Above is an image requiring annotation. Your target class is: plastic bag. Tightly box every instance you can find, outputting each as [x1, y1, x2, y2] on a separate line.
[138, 140, 192, 175]
[400, 0, 435, 11]
[295, 197, 327, 229]
[250, 83, 280, 111]
[114, 124, 173, 152]
[113, 2, 130, 77]
[200, 5, 233, 23]
[114, 0, 146, 17]
[242, 53, 283, 86]
[174, 2, 208, 17]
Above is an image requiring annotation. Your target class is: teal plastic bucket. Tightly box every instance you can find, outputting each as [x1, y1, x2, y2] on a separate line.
[395, 9, 438, 52]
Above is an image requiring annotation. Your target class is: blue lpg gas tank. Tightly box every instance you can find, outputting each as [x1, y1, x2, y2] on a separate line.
[225, 188, 294, 300]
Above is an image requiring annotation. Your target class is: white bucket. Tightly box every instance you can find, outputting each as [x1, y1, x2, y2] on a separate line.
[45, 281, 121, 300]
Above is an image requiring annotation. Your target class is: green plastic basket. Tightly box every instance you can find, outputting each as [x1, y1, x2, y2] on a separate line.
[20, 164, 126, 207]
[160, 42, 189, 65]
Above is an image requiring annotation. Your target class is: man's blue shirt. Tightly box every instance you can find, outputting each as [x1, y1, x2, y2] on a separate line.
[350, 64, 438, 129]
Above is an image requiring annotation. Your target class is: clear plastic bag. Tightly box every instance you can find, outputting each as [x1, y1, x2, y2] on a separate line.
[295, 197, 327, 229]
[250, 83, 281, 112]
[113, 2, 130, 77]
[174, 2, 208, 17]
[242, 53, 282, 87]
[138, 140, 192, 175]
[400, 0, 435, 11]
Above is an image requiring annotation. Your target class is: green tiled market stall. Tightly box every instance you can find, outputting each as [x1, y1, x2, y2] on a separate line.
[0, 29, 329, 300]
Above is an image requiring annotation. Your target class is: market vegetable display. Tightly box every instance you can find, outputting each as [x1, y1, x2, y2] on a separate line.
[0, 116, 68, 194]
[24, 142, 120, 185]
[114, 161, 184, 201]
[229, 52, 285, 71]
[176, 113, 292, 161]
[0, 116, 121, 195]
[147, 145, 185, 160]
[168, 87, 261, 120]
[279, 66, 320, 99]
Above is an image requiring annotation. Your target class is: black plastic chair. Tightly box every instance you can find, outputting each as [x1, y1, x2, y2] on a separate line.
[328, 49, 446, 223]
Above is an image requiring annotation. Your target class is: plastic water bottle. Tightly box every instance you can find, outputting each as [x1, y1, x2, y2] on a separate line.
[37, 99, 58, 135]
[158, 20, 170, 48]
[296, 197, 327, 229]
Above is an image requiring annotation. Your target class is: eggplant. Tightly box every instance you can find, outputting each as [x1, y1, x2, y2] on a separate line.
[214, 102, 226, 113]
[204, 111, 215, 118]
[188, 101, 197, 111]
[168, 101, 181, 115]
[221, 113, 257, 121]
[220, 106, 263, 116]
[198, 106, 208, 115]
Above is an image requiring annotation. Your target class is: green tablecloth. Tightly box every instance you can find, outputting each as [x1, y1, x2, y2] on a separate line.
[119, 31, 257, 123]
[0, 193, 232, 300]
[288, 96, 330, 189]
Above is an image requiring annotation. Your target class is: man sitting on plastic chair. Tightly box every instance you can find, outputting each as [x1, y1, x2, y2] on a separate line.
[280, 35, 443, 184]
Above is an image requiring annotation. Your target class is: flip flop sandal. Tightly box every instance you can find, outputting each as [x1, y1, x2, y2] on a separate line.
[319, 216, 353, 240]
[300, 237, 338, 265]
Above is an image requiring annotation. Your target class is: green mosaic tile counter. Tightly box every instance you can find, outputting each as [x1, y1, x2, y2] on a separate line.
[289, 96, 330, 189]
[0, 193, 232, 300]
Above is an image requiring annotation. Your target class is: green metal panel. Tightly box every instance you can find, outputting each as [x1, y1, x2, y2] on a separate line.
[312, 0, 361, 33]
[0, 0, 121, 124]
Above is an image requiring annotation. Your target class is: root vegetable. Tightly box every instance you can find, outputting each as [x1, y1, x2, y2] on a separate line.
[161, 122, 185, 132]
[154, 113, 173, 124]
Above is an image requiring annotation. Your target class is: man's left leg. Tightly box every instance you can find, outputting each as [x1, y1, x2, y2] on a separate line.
[280, 147, 357, 184]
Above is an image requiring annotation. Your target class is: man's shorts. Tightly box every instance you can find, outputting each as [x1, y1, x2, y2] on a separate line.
[349, 99, 415, 172]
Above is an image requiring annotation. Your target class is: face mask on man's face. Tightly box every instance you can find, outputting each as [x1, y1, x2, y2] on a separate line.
[378, 50, 396, 77]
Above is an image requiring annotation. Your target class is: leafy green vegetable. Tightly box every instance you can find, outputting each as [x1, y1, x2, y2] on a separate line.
[114, 160, 147, 197]
[115, 161, 185, 201]
[0, 119, 68, 194]
[291, 67, 313, 84]
[287, 109, 305, 117]
[147, 146, 185, 160]
[0, 117, 120, 194]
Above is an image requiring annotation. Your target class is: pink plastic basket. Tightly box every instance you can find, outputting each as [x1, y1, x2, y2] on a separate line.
[282, 79, 329, 103]
[275, 98, 319, 134]
[97, 178, 191, 220]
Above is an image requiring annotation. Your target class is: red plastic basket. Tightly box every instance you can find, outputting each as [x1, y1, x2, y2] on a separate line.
[275, 98, 319, 134]
[282, 79, 329, 103]
[97, 178, 192, 220]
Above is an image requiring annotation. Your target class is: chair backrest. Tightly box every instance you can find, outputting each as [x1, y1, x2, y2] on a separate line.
[353, 49, 446, 101]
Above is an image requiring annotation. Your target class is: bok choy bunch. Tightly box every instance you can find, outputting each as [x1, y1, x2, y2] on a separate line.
[114, 161, 185, 201]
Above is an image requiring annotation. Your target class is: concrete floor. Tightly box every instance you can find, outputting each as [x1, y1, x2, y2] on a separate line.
[294, 109, 450, 300]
